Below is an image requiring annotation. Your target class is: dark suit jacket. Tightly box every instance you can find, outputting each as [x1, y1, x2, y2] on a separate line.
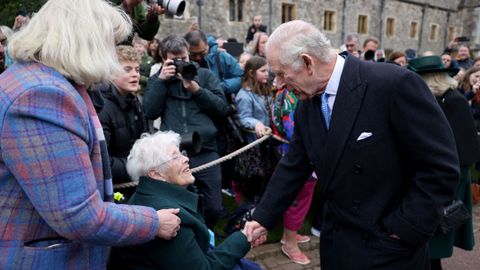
[109, 177, 250, 270]
[252, 56, 460, 269]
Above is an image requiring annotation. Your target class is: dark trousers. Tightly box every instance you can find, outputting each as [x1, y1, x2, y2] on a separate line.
[189, 150, 222, 229]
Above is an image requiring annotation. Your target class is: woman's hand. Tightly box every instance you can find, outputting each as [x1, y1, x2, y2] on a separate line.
[254, 122, 271, 138]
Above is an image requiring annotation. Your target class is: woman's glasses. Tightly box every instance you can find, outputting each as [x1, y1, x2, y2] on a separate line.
[158, 150, 188, 167]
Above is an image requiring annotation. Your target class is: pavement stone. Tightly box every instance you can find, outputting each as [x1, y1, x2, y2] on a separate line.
[247, 203, 480, 269]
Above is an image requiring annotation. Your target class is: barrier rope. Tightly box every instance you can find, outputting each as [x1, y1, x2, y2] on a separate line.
[113, 131, 289, 189]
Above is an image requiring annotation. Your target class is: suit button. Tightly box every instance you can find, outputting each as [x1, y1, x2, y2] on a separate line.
[352, 200, 360, 210]
[353, 164, 363, 174]
[333, 224, 340, 232]
[362, 234, 369, 243]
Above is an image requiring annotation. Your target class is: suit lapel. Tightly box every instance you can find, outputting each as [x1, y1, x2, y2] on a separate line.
[321, 56, 367, 192]
[304, 95, 327, 162]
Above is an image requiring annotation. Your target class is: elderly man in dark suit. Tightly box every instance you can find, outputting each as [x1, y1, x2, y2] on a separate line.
[245, 20, 460, 270]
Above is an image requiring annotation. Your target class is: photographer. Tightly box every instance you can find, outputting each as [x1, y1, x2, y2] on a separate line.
[144, 35, 229, 229]
[114, 0, 165, 41]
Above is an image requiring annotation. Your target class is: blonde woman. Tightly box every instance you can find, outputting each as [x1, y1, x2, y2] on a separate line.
[0, 1, 180, 269]
[408, 56, 480, 270]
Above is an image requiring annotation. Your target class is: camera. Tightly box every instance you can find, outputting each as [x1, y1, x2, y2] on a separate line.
[180, 131, 201, 154]
[172, 58, 197, 81]
[363, 50, 375, 61]
[454, 36, 469, 42]
[156, 0, 186, 16]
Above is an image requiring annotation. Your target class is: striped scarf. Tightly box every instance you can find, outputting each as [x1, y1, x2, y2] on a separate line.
[77, 85, 114, 202]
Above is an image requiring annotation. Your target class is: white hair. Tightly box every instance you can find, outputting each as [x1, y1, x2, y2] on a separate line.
[266, 20, 336, 70]
[126, 131, 181, 181]
[420, 72, 458, 97]
[0, 26, 14, 39]
[7, 0, 132, 86]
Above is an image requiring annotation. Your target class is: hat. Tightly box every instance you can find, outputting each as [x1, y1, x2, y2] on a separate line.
[407, 55, 459, 77]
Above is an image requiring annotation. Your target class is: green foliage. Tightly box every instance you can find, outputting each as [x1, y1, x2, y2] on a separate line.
[0, 0, 46, 27]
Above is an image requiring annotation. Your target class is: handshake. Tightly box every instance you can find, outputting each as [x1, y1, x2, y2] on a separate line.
[242, 221, 268, 247]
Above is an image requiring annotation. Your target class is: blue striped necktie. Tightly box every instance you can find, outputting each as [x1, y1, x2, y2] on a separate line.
[321, 92, 331, 129]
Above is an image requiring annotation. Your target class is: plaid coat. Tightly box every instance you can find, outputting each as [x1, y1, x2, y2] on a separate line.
[0, 62, 159, 269]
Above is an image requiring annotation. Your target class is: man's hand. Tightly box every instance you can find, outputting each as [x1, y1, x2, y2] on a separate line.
[159, 59, 176, 80]
[244, 221, 268, 246]
[13, 15, 29, 31]
[156, 208, 181, 240]
[187, 21, 199, 33]
[178, 74, 200, 93]
[149, 3, 166, 16]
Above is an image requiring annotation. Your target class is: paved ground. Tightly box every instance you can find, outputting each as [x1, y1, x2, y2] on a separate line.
[246, 203, 480, 270]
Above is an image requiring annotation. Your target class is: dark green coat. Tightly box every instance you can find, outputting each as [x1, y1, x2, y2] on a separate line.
[109, 177, 250, 269]
[113, 0, 160, 41]
[429, 89, 479, 258]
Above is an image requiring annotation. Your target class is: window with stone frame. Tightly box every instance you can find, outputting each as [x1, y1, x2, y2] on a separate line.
[228, 0, 244, 22]
[429, 23, 439, 41]
[323, 10, 336, 32]
[282, 3, 296, 23]
[386, 17, 395, 37]
[409, 21, 419, 39]
[357, 15, 368, 34]
[447, 26, 457, 43]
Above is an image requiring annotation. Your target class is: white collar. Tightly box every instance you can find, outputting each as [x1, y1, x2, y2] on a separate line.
[324, 54, 345, 96]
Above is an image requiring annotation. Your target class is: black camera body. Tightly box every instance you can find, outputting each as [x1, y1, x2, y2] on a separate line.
[172, 58, 197, 81]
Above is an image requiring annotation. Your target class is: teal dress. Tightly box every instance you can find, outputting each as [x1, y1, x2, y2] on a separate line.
[109, 177, 251, 269]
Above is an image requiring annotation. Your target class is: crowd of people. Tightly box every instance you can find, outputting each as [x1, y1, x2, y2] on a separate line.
[1, 0, 480, 269]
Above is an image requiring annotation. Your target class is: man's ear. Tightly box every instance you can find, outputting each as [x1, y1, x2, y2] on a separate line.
[301, 53, 314, 75]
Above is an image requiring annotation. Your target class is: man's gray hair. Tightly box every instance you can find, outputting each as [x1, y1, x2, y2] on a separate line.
[266, 20, 336, 70]
[159, 35, 189, 59]
[126, 131, 181, 181]
[344, 32, 359, 44]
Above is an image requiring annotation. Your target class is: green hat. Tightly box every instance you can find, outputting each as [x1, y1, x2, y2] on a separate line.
[407, 55, 459, 77]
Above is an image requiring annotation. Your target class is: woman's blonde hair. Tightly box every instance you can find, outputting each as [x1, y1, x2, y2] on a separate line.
[116, 45, 142, 64]
[420, 72, 458, 97]
[8, 0, 132, 86]
[248, 32, 268, 56]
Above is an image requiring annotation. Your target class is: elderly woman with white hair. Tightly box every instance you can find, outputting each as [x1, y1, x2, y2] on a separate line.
[109, 131, 257, 270]
[0, 0, 180, 269]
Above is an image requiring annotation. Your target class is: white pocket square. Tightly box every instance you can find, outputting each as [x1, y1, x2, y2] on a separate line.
[356, 132, 373, 141]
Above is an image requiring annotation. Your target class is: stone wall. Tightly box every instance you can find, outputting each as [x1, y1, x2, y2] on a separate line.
[154, 0, 478, 56]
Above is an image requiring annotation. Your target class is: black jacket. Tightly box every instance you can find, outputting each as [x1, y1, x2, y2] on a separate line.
[143, 66, 229, 152]
[97, 83, 147, 184]
[245, 24, 267, 44]
[252, 55, 459, 269]
[437, 89, 480, 166]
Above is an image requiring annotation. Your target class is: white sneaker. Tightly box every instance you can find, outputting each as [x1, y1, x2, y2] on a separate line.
[311, 227, 321, 237]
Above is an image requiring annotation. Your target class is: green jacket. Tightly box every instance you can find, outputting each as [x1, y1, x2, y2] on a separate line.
[113, 0, 160, 41]
[143, 66, 229, 152]
[109, 177, 251, 269]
